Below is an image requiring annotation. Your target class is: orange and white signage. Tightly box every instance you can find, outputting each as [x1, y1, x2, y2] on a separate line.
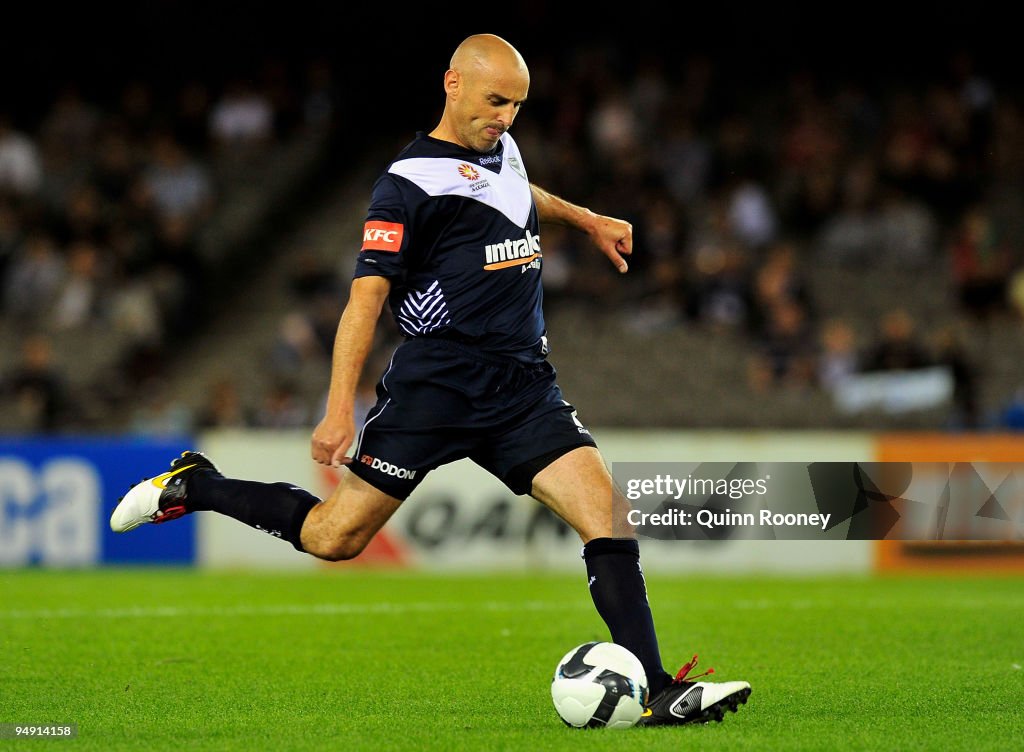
[361, 221, 404, 252]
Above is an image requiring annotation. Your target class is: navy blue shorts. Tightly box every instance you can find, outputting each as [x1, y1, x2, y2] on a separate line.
[348, 338, 597, 500]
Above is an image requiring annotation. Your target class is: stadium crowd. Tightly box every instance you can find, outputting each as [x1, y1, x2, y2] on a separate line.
[515, 52, 1020, 322]
[0, 60, 336, 432]
[259, 50, 1022, 431]
[3, 44, 1023, 433]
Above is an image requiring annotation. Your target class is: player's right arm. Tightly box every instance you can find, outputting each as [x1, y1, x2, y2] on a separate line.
[312, 172, 414, 466]
[311, 275, 391, 467]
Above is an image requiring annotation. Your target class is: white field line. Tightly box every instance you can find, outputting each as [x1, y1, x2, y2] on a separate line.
[0, 600, 578, 621]
[2, 597, 1014, 621]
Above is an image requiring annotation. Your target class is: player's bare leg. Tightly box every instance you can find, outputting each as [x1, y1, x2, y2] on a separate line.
[530, 446, 751, 725]
[529, 446, 634, 541]
[299, 470, 402, 561]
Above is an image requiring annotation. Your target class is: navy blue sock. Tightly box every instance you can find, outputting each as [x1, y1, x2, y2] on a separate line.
[583, 537, 674, 697]
[188, 470, 319, 552]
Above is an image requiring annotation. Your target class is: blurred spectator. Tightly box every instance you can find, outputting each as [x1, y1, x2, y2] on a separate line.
[660, 116, 711, 205]
[818, 318, 859, 390]
[119, 83, 155, 141]
[538, 225, 574, 307]
[2, 335, 68, 431]
[748, 300, 816, 391]
[992, 100, 1024, 177]
[931, 326, 979, 429]
[782, 162, 841, 236]
[36, 135, 81, 211]
[352, 365, 381, 426]
[254, 381, 308, 428]
[52, 240, 104, 329]
[918, 143, 975, 220]
[588, 87, 639, 158]
[1009, 268, 1024, 321]
[175, 82, 212, 153]
[271, 312, 324, 375]
[630, 58, 669, 130]
[308, 293, 345, 357]
[782, 91, 844, 175]
[879, 110, 928, 197]
[709, 116, 764, 190]
[144, 134, 213, 221]
[877, 191, 937, 268]
[210, 81, 274, 148]
[0, 202, 20, 278]
[303, 60, 336, 129]
[814, 159, 879, 265]
[749, 242, 813, 336]
[3, 233, 64, 321]
[60, 183, 105, 243]
[197, 377, 254, 429]
[0, 115, 42, 195]
[863, 309, 931, 371]
[950, 207, 1013, 320]
[109, 275, 162, 347]
[727, 180, 778, 250]
[835, 84, 882, 152]
[289, 248, 342, 299]
[781, 108, 843, 239]
[107, 219, 153, 276]
[685, 243, 751, 331]
[261, 59, 300, 135]
[92, 131, 138, 207]
[130, 378, 192, 436]
[637, 198, 685, 295]
[39, 88, 99, 158]
[151, 215, 204, 334]
[951, 52, 996, 163]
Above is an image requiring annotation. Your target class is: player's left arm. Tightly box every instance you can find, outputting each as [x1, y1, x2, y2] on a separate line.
[530, 183, 632, 273]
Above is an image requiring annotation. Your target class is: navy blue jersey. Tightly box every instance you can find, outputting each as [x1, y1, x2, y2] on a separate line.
[354, 132, 547, 362]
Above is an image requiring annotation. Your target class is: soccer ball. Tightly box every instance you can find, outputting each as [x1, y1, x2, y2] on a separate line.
[551, 641, 648, 729]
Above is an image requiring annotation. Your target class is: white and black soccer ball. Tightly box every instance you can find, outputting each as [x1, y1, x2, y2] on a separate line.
[551, 641, 648, 729]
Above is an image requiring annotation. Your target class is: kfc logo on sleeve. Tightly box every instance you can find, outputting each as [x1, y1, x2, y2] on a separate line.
[361, 221, 404, 252]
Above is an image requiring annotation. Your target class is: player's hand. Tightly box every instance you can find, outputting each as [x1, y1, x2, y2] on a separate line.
[311, 411, 356, 468]
[587, 214, 632, 273]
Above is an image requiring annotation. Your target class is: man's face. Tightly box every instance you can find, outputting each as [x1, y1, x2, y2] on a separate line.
[448, 64, 529, 153]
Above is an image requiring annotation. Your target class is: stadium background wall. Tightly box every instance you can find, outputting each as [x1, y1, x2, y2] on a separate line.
[3, 431, 1023, 573]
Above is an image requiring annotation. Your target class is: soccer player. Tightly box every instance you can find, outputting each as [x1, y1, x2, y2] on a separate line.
[112, 34, 750, 726]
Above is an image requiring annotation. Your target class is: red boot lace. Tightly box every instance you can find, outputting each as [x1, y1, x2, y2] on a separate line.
[674, 654, 715, 684]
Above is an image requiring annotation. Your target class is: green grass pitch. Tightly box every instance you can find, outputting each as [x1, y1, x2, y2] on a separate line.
[2, 570, 1022, 751]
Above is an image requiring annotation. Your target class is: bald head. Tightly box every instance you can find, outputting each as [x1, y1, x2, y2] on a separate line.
[450, 34, 529, 80]
[430, 35, 530, 153]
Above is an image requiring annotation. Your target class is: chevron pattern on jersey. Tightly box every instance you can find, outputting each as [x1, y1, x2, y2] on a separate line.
[397, 280, 451, 335]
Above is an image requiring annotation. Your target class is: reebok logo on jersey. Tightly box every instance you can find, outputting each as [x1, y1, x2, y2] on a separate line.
[484, 229, 542, 271]
[361, 221, 404, 252]
[360, 454, 417, 479]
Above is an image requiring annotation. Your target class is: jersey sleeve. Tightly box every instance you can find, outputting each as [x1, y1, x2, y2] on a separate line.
[354, 174, 415, 281]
